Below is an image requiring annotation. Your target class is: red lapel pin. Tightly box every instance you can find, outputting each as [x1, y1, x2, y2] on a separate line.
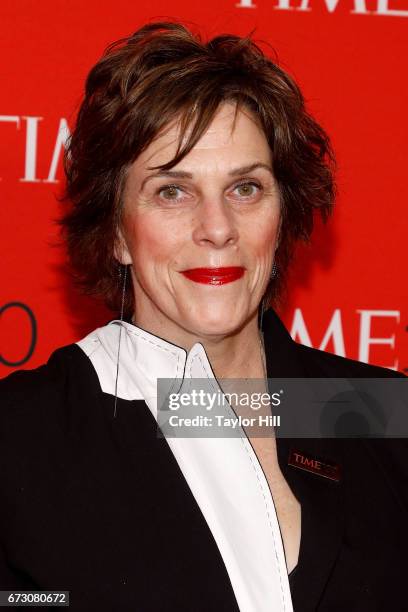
[288, 448, 342, 482]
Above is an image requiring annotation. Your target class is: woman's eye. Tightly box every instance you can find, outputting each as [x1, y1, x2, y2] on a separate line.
[233, 182, 261, 198]
[157, 184, 185, 200]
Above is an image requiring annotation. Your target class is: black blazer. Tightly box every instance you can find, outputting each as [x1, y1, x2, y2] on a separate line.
[0, 308, 406, 611]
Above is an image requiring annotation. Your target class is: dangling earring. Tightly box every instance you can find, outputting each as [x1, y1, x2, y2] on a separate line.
[258, 297, 266, 331]
[258, 259, 278, 330]
[271, 259, 278, 280]
[113, 263, 128, 419]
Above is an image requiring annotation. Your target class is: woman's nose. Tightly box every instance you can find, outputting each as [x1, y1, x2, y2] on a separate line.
[191, 198, 239, 249]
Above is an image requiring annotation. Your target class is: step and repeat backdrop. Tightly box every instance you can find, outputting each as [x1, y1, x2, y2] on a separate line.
[1, 0, 407, 376]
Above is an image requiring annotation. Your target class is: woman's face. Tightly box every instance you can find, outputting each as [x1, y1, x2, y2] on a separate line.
[119, 101, 281, 340]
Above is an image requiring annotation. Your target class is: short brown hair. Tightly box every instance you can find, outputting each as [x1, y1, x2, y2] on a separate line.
[60, 20, 336, 318]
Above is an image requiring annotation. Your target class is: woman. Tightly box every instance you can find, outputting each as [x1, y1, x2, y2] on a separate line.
[0, 21, 406, 612]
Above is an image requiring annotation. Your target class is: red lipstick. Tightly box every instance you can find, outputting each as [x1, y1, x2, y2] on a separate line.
[180, 267, 245, 285]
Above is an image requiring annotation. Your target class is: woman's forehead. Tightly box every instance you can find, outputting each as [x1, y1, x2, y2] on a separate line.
[134, 103, 270, 173]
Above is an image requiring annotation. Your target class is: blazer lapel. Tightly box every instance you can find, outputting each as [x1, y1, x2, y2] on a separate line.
[262, 308, 345, 611]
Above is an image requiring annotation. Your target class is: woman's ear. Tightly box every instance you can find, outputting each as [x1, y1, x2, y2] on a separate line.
[114, 227, 133, 265]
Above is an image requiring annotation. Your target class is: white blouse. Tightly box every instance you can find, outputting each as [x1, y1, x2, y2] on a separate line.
[77, 319, 294, 612]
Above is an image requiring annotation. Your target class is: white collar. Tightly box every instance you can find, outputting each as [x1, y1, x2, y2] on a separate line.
[78, 319, 215, 412]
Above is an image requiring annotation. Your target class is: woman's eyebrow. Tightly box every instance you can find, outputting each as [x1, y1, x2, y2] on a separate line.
[140, 163, 273, 191]
[229, 163, 273, 177]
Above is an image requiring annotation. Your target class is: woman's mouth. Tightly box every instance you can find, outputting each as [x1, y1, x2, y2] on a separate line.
[179, 267, 245, 285]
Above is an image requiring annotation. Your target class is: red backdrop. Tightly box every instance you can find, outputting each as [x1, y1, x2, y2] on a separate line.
[1, 0, 407, 376]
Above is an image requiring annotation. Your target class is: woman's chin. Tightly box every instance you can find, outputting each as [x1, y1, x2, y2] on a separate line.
[181, 309, 248, 339]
